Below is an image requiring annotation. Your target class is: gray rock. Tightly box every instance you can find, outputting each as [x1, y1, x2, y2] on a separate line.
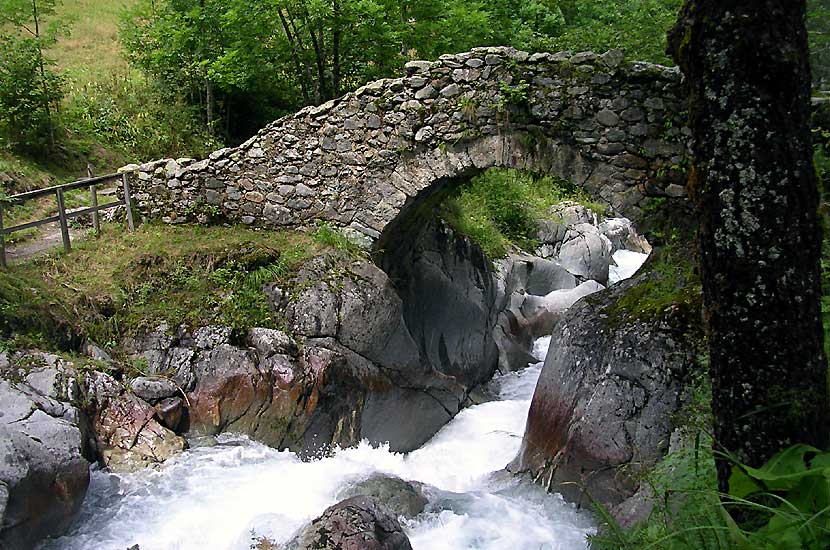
[287, 496, 412, 550]
[130, 376, 179, 402]
[491, 254, 580, 371]
[596, 109, 620, 127]
[509, 266, 699, 522]
[154, 397, 184, 432]
[287, 280, 340, 338]
[247, 327, 297, 357]
[414, 85, 437, 100]
[378, 218, 498, 389]
[440, 84, 460, 97]
[338, 474, 428, 519]
[0, 380, 90, 549]
[598, 218, 651, 254]
[556, 223, 612, 284]
[336, 262, 419, 370]
[83, 341, 112, 362]
[414, 126, 435, 142]
[93, 387, 186, 472]
[520, 280, 606, 337]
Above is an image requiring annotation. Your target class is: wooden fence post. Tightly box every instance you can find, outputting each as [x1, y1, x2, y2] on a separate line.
[55, 188, 71, 252]
[122, 172, 135, 232]
[88, 166, 100, 235]
[0, 206, 6, 268]
[90, 184, 100, 235]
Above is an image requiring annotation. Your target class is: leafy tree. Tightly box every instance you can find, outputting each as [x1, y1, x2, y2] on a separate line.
[669, 0, 829, 501]
[549, 0, 682, 64]
[120, 0, 686, 144]
[0, 0, 64, 154]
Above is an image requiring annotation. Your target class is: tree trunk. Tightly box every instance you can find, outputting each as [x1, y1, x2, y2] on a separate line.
[332, 0, 341, 98]
[304, 9, 327, 103]
[32, 0, 54, 152]
[669, 0, 829, 494]
[278, 8, 311, 104]
[205, 78, 214, 133]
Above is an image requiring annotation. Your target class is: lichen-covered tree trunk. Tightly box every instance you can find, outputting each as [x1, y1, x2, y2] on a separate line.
[669, 1, 829, 492]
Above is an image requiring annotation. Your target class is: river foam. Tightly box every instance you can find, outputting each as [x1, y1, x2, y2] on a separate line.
[42, 335, 595, 550]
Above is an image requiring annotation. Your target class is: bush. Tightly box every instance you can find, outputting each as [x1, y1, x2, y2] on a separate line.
[61, 74, 220, 161]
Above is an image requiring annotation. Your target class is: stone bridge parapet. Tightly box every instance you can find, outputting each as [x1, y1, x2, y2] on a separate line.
[125, 47, 689, 241]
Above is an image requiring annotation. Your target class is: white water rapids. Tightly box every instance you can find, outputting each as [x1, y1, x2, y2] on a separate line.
[43, 250, 649, 550]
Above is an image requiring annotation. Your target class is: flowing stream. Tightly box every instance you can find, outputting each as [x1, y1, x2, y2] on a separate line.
[44, 249, 649, 550]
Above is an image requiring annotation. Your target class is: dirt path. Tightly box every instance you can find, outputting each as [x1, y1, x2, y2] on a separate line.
[4, 223, 90, 264]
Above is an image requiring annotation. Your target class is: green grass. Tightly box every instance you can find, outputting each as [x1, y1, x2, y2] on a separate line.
[440, 168, 607, 258]
[313, 221, 367, 258]
[0, 223, 324, 351]
[50, 0, 137, 86]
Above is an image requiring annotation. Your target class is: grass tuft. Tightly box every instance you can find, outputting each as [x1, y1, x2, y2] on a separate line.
[440, 168, 607, 258]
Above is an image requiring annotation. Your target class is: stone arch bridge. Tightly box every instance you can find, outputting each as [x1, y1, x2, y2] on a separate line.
[127, 47, 688, 242]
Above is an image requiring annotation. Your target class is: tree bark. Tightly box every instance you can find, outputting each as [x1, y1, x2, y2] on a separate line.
[669, 0, 829, 493]
[303, 8, 327, 103]
[32, 0, 54, 151]
[205, 78, 214, 133]
[332, 0, 341, 98]
[277, 8, 311, 104]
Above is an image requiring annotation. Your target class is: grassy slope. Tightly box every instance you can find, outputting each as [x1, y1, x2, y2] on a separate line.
[0, 222, 328, 351]
[50, 0, 136, 84]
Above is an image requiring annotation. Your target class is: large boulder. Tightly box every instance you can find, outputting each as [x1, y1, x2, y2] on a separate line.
[492, 254, 598, 372]
[277, 246, 476, 453]
[519, 280, 606, 338]
[598, 217, 651, 254]
[0, 378, 90, 550]
[378, 219, 499, 389]
[535, 202, 613, 285]
[508, 259, 701, 525]
[87, 371, 187, 473]
[287, 496, 413, 550]
[337, 474, 428, 519]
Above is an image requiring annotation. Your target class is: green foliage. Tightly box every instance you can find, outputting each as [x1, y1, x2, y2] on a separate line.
[809, 0, 830, 90]
[119, 0, 683, 145]
[61, 74, 220, 161]
[545, 0, 683, 65]
[440, 168, 604, 258]
[313, 222, 365, 257]
[727, 445, 830, 547]
[593, 442, 830, 549]
[0, 0, 65, 154]
[609, 237, 700, 325]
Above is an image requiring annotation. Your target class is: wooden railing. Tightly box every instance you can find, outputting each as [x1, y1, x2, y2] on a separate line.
[0, 171, 136, 267]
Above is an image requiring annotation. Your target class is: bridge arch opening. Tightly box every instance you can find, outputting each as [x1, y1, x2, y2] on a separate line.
[364, 130, 649, 252]
[374, 140, 653, 380]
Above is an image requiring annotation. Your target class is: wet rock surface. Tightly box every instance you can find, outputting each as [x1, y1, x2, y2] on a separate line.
[337, 474, 428, 519]
[89, 376, 187, 473]
[0, 371, 90, 550]
[287, 496, 413, 550]
[491, 203, 650, 373]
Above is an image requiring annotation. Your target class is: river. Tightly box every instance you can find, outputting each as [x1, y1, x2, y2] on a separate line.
[43, 248, 648, 550]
